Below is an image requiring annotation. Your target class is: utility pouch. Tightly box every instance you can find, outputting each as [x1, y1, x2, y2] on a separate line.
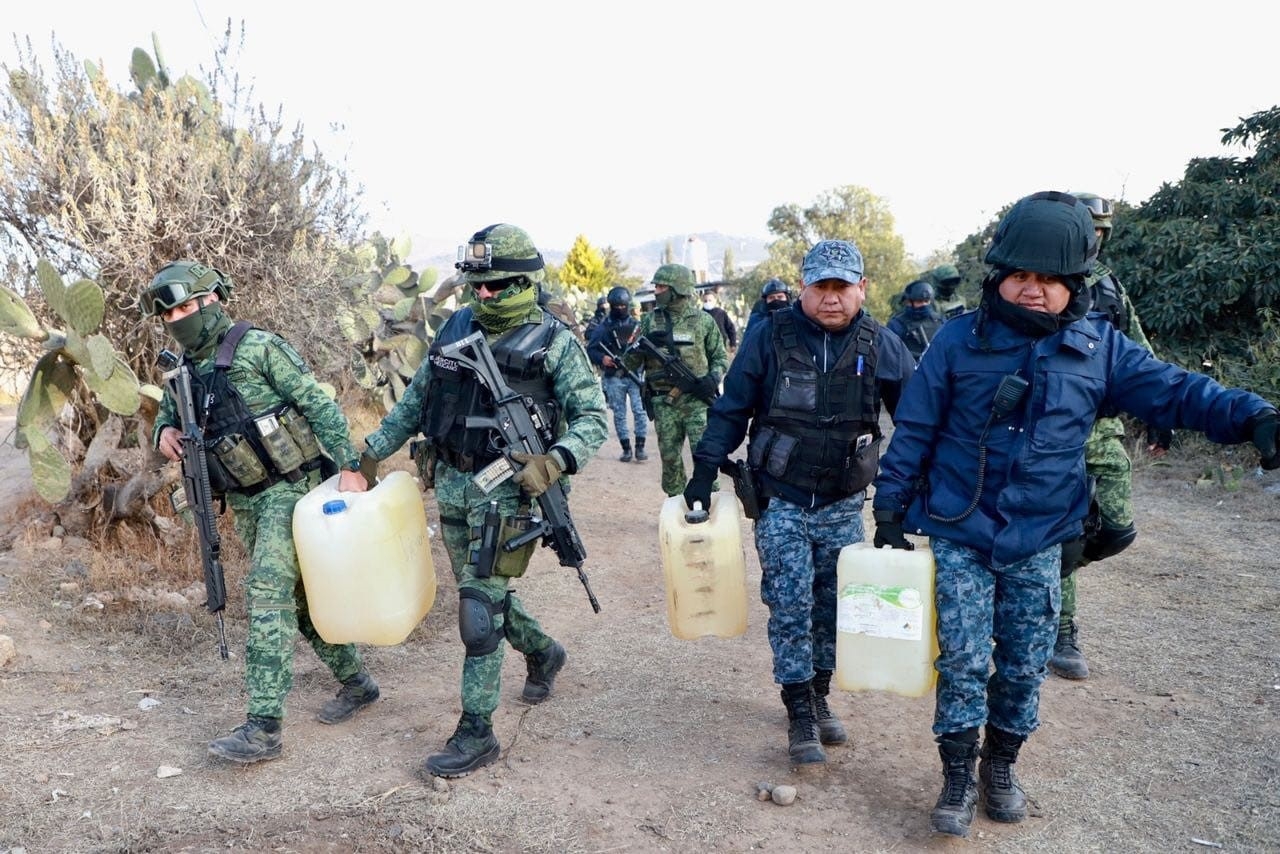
[470, 500, 501, 579]
[279, 408, 322, 461]
[494, 514, 538, 578]
[211, 433, 268, 488]
[255, 412, 306, 476]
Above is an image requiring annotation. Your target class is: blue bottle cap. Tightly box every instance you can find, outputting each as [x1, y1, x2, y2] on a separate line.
[321, 500, 348, 515]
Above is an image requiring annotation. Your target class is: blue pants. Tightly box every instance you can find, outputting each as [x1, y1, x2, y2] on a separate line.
[755, 493, 865, 685]
[931, 537, 1061, 738]
[602, 374, 646, 442]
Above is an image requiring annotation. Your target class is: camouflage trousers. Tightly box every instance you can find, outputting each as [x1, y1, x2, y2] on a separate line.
[652, 395, 709, 496]
[931, 537, 1060, 738]
[755, 492, 865, 685]
[231, 480, 363, 720]
[1061, 418, 1135, 625]
[436, 464, 554, 723]
[602, 375, 647, 443]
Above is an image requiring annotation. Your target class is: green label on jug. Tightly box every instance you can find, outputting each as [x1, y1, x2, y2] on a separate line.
[837, 583, 924, 641]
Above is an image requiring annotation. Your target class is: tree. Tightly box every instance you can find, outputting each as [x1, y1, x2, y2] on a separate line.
[559, 234, 610, 298]
[722, 246, 736, 280]
[600, 246, 644, 290]
[757, 185, 914, 322]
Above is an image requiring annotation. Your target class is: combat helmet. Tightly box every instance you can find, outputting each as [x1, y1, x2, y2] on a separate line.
[985, 191, 1099, 280]
[650, 263, 696, 297]
[762, 278, 789, 298]
[140, 260, 234, 317]
[607, 285, 632, 307]
[903, 279, 934, 303]
[1073, 192, 1114, 243]
[456, 223, 546, 286]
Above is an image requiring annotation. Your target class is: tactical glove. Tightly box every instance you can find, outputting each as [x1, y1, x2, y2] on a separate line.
[1145, 425, 1173, 454]
[1249, 410, 1279, 470]
[692, 373, 720, 402]
[359, 450, 380, 489]
[511, 450, 565, 498]
[872, 509, 914, 551]
[682, 461, 718, 513]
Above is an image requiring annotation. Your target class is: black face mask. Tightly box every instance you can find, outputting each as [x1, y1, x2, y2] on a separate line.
[609, 306, 630, 321]
[766, 299, 788, 312]
[983, 270, 1090, 338]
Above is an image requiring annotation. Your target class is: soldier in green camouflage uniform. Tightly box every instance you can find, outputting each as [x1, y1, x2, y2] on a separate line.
[625, 264, 728, 497]
[143, 261, 380, 765]
[362, 224, 607, 779]
[926, 264, 968, 320]
[1051, 194, 1169, 680]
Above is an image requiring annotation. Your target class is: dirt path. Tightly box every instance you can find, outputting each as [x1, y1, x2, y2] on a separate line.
[0, 416, 1277, 853]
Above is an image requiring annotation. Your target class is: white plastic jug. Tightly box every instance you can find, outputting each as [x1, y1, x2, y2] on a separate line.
[835, 542, 938, 697]
[658, 492, 747, 640]
[293, 470, 436, 645]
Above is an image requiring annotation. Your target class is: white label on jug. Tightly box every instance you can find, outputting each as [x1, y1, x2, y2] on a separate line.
[837, 583, 924, 641]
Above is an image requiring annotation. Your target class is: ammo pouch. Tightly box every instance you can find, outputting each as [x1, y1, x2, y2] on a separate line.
[748, 426, 880, 499]
[211, 433, 270, 489]
[494, 514, 538, 578]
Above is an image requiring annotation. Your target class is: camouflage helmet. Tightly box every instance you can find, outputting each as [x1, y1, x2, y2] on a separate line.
[455, 223, 546, 285]
[761, 277, 789, 298]
[927, 264, 962, 288]
[140, 260, 234, 318]
[650, 263, 696, 297]
[985, 191, 1099, 279]
[606, 285, 632, 307]
[1073, 192, 1113, 242]
[903, 279, 934, 303]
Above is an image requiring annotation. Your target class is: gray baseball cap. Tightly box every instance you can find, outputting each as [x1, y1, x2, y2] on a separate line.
[801, 240, 865, 286]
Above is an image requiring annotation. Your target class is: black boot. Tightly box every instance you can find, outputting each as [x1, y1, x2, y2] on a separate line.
[1048, 619, 1089, 679]
[634, 437, 648, 462]
[618, 438, 633, 463]
[317, 671, 381, 724]
[780, 681, 826, 765]
[422, 712, 500, 778]
[979, 725, 1028, 823]
[931, 730, 979, 837]
[208, 715, 283, 764]
[521, 640, 567, 704]
[810, 669, 847, 745]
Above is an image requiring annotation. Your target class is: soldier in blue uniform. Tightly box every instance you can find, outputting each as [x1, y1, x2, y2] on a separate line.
[872, 191, 1279, 838]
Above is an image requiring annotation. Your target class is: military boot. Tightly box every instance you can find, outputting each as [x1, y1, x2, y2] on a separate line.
[810, 669, 848, 745]
[316, 671, 381, 724]
[780, 681, 826, 765]
[931, 731, 979, 837]
[979, 726, 1028, 823]
[207, 715, 283, 764]
[1048, 620, 1089, 679]
[521, 640, 567, 704]
[422, 712, 500, 778]
[634, 437, 648, 461]
[618, 439, 633, 463]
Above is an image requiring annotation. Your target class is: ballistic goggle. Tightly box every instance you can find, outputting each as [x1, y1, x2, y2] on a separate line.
[1079, 195, 1112, 218]
[140, 262, 229, 317]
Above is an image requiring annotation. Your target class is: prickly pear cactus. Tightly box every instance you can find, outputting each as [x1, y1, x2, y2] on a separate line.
[1, 259, 145, 502]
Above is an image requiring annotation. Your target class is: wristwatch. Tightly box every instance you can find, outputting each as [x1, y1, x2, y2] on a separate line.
[344, 458, 361, 472]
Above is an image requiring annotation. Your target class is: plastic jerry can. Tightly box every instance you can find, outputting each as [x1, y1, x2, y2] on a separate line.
[835, 542, 939, 697]
[658, 492, 747, 639]
[293, 470, 436, 645]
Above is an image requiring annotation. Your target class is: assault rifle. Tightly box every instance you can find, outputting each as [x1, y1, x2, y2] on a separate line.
[440, 331, 601, 613]
[595, 339, 644, 389]
[157, 349, 230, 660]
[632, 334, 719, 405]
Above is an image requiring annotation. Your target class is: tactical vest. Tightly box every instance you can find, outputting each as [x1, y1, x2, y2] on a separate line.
[421, 307, 561, 473]
[194, 322, 326, 496]
[645, 305, 709, 394]
[1088, 265, 1129, 332]
[896, 310, 944, 361]
[747, 311, 883, 499]
[600, 316, 638, 376]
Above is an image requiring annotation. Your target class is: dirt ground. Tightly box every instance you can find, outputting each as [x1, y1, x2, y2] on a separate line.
[0, 403, 1277, 854]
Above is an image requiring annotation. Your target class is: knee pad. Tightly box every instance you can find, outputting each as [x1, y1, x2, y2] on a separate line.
[1083, 522, 1137, 563]
[458, 587, 505, 657]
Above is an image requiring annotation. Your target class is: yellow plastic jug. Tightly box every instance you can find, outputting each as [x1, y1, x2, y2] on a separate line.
[658, 492, 747, 640]
[835, 542, 939, 697]
[293, 470, 436, 645]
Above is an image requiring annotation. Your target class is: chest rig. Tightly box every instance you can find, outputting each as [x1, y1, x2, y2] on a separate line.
[747, 311, 882, 498]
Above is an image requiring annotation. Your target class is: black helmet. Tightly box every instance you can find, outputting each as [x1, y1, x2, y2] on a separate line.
[762, 278, 788, 298]
[903, 279, 934, 302]
[596, 295, 608, 308]
[985, 191, 1099, 278]
[607, 286, 632, 307]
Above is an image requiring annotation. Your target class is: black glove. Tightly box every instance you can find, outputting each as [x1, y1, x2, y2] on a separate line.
[692, 373, 720, 402]
[1250, 410, 1279, 470]
[682, 461, 718, 513]
[1145, 425, 1173, 453]
[872, 509, 914, 551]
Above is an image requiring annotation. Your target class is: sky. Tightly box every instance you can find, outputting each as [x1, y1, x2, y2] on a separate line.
[6, 1, 1278, 263]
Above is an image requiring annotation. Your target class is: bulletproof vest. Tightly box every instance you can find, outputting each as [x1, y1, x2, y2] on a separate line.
[896, 310, 944, 361]
[1088, 265, 1129, 332]
[421, 306, 561, 472]
[600, 316, 638, 375]
[747, 310, 882, 498]
[646, 305, 710, 394]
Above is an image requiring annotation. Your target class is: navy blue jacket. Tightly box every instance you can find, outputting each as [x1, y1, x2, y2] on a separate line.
[873, 309, 1274, 566]
[693, 303, 916, 508]
[586, 314, 638, 378]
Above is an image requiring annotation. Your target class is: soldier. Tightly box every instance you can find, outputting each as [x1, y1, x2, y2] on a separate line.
[887, 279, 946, 365]
[871, 191, 1279, 838]
[684, 240, 915, 767]
[142, 261, 380, 764]
[1051, 191, 1170, 680]
[361, 224, 607, 778]
[744, 277, 791, 335]
[587, 286, 648, 462]
[925, 263, 967, 319]
[625, 263, 728, 497]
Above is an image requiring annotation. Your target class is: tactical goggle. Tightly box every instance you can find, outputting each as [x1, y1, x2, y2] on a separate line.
[1079, 195, 1112, 218]
[140, 281, 210, 317]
